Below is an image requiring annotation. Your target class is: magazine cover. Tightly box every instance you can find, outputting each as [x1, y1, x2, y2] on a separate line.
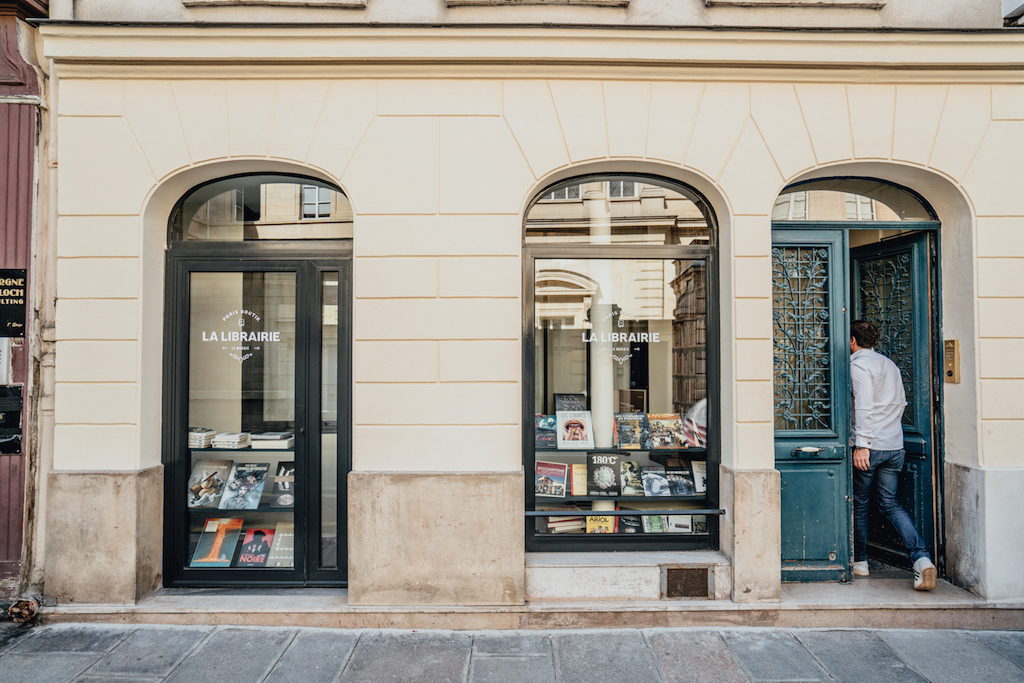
[186, 459, 233, 508]
[235, 528, 276, 567]
[556, 411, 595, 449]
[666, 463, 697, 496]
[266, 521, 295, 568]
[270, 461, 295, 508]
[692, 515, 709, 534]
[641, 514, 667, 533]
[648, 413, 685, 448]
[692, 461, 708, 494]
[586, 514, 617, 533]
[665, 514, 693, 533]
[190, 517, 244, 567]
[587, 453, 621, 496]
[218, 462, 271, 510]
[640, 465, 672, 496]
[535, 460, 569, 498]
[618, 514, 643, 533]
[534, 415, 557, 450]
[554, 393, 587, 412]
[614, 413, 651, 449]
[619, 461, 644, 496]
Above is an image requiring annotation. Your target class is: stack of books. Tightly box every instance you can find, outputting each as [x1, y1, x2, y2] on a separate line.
[188, 428, 216, 449]
[212, 432, 251, 450]
[251, 432, 295, 450]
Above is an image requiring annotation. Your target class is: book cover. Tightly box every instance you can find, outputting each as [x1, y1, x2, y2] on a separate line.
[666, 463, 697, 496]
[641, 514, 667, 533]
[235, 528, 275, 567]
[186, 459, 233, 509]
[556, 411, 595, 449]
[570, 464, 588, 496]
[554, 393, 587, 412]
[535, 415, 557, 450]
[266, 521, 295, 568]
[648, 413, 685, 448]
[218, 462, 271, 510]
[665, 515, 693, 533]
[270, 461, 295, 508]
[619, 461, 644, 496]
[692, 461, 708, 494]
[618, 514, 643, 533]
[535, 460, 569, 498]
[614, 412, 651, 449]
[587, 453, 621, 496]
[692, 515, 709, 534]
[586, 514, 616, 533]
[190, 517, 244, 567]
[641, 465, 672, 497]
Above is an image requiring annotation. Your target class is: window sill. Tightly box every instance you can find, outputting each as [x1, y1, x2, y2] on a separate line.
[183, 0, 365, 7]
[705, 0, 884, 7]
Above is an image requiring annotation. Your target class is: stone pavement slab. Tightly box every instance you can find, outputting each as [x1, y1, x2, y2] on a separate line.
[470, 655, 556, 683]
[973, 630, 1024, 669]
[0, 625, 32, 656]
[339, 631, 472, 683]
[795, 630, 928, 683]
[0, 653, 99, 683]
[472, 632, 552, 656]
[264, 629, 359, 683]
[8, 624, 132, 655]
[83, 626, 210, 678]
[74, 677, 162, 683]
[877, 629, 1024, 683]
[646, 630, 749, 683]
[553, 631, 661, 683]
[162, 628, 294, 683]
[722, 630, 832, 682]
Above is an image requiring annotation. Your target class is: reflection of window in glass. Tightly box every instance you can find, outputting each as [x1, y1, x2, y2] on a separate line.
[302, 185, 333, 219]
[772, 191, 808, 220]
[233, 189, 244, 223]
[608, 180, 638, 199]
[845, 193, 875, 221]
[541, 185, 582, 201]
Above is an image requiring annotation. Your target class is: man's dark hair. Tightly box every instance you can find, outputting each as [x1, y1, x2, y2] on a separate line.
[851, 320, 881, 349]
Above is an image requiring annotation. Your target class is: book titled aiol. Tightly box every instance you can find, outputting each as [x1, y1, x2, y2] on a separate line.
[535, 461, 568, 498]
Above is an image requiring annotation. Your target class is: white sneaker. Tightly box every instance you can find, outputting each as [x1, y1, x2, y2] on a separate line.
[913, 557, 936, 591]
[852, 560, 870, 577]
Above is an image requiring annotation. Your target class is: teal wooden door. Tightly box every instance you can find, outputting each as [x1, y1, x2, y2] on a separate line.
[852, 232, 938, 570]
[772, 230, 852, 582]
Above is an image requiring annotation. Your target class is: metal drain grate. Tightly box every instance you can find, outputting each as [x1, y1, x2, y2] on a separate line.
[664, 567, 710, 598]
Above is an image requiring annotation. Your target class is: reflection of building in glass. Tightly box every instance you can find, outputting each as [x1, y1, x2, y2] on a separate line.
[671, 260, 707, 417]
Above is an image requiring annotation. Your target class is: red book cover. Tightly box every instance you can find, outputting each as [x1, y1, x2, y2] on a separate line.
[235, 528, 276, 567]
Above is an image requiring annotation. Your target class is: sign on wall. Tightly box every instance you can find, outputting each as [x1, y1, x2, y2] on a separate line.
[0, 270, 26, 338]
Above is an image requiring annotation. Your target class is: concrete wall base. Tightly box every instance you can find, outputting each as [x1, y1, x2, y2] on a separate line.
[721, 466, 782, 602]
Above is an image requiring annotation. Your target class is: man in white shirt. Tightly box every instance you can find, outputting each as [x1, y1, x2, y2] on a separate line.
[850, 320, 936, 591]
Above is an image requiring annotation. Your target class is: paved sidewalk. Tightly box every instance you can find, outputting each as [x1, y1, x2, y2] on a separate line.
[0, 623, 1021, 683]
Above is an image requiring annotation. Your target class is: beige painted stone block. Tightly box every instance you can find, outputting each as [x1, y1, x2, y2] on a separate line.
[56, 299, 138, 341]
[981, 380, 1024, 419]
[734, 422, 775, 470]
[646, 82, 702, 164]
[977, 217, 1024, 258]
[45, 468, 162, 604]
[930, 85, 991, 182]
[171, 81, 230, 161]
[53, 424, 138, 470]
[980, 340, 1024, 379]
[57, 258, 138, 299]
[57, 216, 140, 258]
[439, 340, 519, 382]
[379, 80, 500, 116]
[732, 215, 771, 257]
[848, 85, 895, 159]
[963, 122, 1024, 217]
[977, 258, 1024, 298]
[719, 122, 783, 216]
[354, 383, 518, 425]
[439, 117, 535, 214]
[549, 81, 608, 162]
[355, 298, 519, 340]
[604, 81, 650, 158]
[356, 215, 520, 257]
[751, 84, 816, 181]
[58, 79, 124, 117]
[56, 382, 138, 424]
[527, 564, 662, 601]
[270, 80, 330, 161]
[439, 257, 520, 298]
[307, 80, 377, 179]
[981, 420, 1024, 468]
[355, 258, 437, 298]
[735, 340, 773, 381]
[56, 341, 138, 383]
[796, 84, 853, 164]
[354, 341, 438, 383]
[353, 425, 520, 471]
[685, 83, 749, 180]
[734, 256, 771, 299]
[57, 117, 154, 216]
[726, 467, 782, 602]
[124, 81, 191, 178]
[734, 298, 772, 340]
[343, 117, 437, 214]
[735, 380, 773, 422]
[348, 471, 524, 605]
[993, 85, 1024, 121]
[502, 81, 569, 179]
[226, 81, 274, 158]
[892, 85, 947, 165]
[979, 298, 1024, 338]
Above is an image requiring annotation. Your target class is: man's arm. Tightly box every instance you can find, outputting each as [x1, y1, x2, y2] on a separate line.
[850, 360, 875, 471]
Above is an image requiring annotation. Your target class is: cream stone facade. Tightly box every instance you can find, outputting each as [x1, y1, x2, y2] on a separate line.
[16, 0, 1024, 616]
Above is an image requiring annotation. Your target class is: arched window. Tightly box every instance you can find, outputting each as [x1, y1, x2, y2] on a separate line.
[524, 174, 720, 551]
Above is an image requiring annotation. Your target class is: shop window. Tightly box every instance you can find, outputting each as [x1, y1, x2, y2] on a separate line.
[524, 174, 720, 551]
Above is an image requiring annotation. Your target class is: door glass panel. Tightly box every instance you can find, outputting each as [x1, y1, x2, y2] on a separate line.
[186, 271, 296, 570]
[320, 272, 339, 569]
[772, 246, 833, 431]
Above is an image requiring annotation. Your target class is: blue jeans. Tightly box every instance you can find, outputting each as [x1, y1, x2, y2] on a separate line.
[853, 449, 929, 564]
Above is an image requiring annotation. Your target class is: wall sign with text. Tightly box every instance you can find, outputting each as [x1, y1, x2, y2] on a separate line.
[0, 270, 26, 338]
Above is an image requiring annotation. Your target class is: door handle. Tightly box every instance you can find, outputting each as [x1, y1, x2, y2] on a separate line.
[792, 446, 824, 457]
